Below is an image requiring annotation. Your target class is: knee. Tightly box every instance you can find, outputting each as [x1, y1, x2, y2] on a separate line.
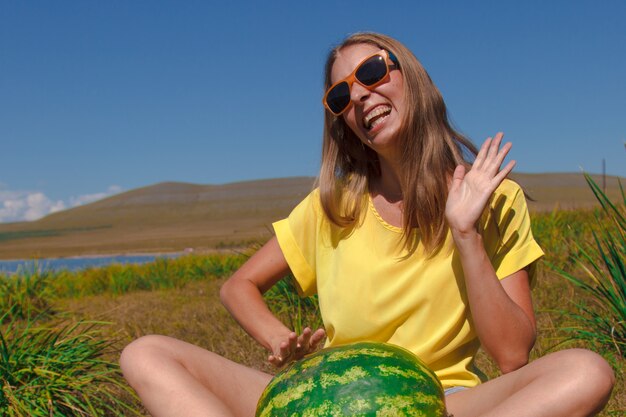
[559, 349, 615, 402]
[119, 335, 174, 385]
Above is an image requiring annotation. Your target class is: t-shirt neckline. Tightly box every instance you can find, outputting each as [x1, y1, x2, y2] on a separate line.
[367, 193, 403, 234]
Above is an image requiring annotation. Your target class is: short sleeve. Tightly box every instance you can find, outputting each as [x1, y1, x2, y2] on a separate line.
[272, 190, 320, 297]
[483, 180, 544, 283]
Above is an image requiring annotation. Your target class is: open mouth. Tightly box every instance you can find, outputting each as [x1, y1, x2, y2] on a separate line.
[363, 105, 392, 130]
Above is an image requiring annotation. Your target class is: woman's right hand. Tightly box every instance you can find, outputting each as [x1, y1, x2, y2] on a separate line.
[268, 327, 326, 367]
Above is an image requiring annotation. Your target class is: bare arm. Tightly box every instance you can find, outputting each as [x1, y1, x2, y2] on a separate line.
[445, 133, 536, 373]
[220, 237, 325, 367]
[452, 231, 536, 372]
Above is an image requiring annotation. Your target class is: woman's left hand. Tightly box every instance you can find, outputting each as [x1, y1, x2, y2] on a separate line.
[445, 132, 515, 236]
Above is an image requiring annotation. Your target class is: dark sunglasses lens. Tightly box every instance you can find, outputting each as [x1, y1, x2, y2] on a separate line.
[355, 55, 387, 86]
[326, 81, 351, 114]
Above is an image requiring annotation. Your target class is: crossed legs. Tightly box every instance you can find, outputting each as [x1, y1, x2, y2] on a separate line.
[121, 338, 615, 417]
[120, 335, 272, 417]
[446, 349, 615, 417]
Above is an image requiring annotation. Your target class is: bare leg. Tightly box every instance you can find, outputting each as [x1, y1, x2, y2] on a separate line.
[120, 335, 272, 417]
[446, 349, 615, 417]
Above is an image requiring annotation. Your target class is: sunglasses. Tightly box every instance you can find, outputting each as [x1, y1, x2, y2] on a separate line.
[323, 49, 399, 116]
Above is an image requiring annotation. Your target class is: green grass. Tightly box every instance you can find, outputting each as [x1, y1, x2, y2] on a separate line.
[264, 276, 323, 334]
[0, 314, 139, 416]
[531, 206, 613, 266]
[47, 253, 246, 298]
[0, 263, 53, 322]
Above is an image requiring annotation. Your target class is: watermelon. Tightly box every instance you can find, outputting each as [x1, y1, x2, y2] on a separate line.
[256, 341, 448, 417]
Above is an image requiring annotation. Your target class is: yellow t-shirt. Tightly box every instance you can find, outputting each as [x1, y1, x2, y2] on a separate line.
[272, 179, 544, 388]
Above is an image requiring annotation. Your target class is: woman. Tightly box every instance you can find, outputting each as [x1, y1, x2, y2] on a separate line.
[120, 32, 615, 417]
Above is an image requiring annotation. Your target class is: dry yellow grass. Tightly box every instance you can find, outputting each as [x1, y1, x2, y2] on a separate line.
[56, 278, 271, 372]
[511, 173, 625, 212]
[55, 278, 273, 416]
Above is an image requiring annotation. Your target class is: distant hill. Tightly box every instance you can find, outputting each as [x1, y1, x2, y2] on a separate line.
[0, 173, 622, 259]
[0, 177, 316, 259]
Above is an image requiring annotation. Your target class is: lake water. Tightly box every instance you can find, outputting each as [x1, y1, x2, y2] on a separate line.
[0, 254, 180, 275]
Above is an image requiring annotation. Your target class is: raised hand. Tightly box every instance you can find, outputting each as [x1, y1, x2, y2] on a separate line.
[268, 327, 326, 368]
[445, 132, 515, 236]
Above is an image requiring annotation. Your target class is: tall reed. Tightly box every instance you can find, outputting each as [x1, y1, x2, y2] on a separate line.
[553, 174, 625, 357]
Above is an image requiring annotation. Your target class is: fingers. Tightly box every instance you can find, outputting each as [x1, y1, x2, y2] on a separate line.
[282, 332, 297, 359]
[486, 132, 505, 161]
[487, 135, 511, 172]
[310, 328, 326, 349]
[268, 328, 327, 368]
[267, 354, 282, 367]
[295, 327, 325, 357]
[294, 328, 312, 357]
[472, 136, 492, 169]
[268, 332, 297, 367]
[474, 132, 513, 178]
[267, 353, 282, 367]
[494, 159, 516, 184]
[450, 165, 466, 190]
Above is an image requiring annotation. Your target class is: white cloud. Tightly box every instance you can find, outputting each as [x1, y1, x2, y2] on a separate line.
[0, 185, 122, 223]
[23, 192, 67, 221]
[69, 185, 123, 207]
[0, 190, 66, 223]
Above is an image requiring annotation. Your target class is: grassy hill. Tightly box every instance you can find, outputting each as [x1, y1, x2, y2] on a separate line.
[0, 177, 316, 259]
[0, 173, 622, 259]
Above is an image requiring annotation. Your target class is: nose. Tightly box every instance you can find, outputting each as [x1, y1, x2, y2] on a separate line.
[350, 82, 370, 106]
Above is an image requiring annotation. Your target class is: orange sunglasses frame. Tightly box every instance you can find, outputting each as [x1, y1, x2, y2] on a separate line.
[323, 49, 398, 116]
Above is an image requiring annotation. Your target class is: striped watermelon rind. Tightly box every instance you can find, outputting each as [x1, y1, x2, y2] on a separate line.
[256, 341, 447, 417]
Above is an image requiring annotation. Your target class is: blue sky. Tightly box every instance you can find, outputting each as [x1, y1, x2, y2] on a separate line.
[1, 1, 625, 223]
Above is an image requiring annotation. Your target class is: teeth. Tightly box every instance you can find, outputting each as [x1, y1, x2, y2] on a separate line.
[364, 105, 391, 129]
[370, 115, 388, 129]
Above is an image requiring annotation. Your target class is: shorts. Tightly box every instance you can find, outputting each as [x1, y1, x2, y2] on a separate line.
[444, 386, 469, 396]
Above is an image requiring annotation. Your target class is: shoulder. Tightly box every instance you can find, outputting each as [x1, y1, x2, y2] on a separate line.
[292, 186, 321, 206]
[307, 187, 323, 211]
[481, 178, 532, 234]
[287, 187, 324, 220]
[489, 179, 526, 212]
[493, 178, 523, 200]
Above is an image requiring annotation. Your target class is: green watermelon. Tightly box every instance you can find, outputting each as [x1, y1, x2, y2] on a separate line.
[256, 341, 448, 417]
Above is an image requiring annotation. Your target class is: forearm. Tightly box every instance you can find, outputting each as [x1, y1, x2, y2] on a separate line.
[219, 238, 325, 367]
[220, 277, 292, 352]
[453, 230, 536, 372]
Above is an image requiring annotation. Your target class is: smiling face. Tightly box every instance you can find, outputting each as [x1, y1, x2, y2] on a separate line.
[330, 43, 405, 160]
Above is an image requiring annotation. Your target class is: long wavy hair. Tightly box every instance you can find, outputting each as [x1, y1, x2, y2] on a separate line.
[319, 32, 478, 255]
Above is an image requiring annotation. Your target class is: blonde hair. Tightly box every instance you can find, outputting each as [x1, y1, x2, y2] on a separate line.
[319, 32, 478, 255]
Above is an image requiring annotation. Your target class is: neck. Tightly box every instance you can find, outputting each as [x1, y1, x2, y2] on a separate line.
[371, 156, 404, 203]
